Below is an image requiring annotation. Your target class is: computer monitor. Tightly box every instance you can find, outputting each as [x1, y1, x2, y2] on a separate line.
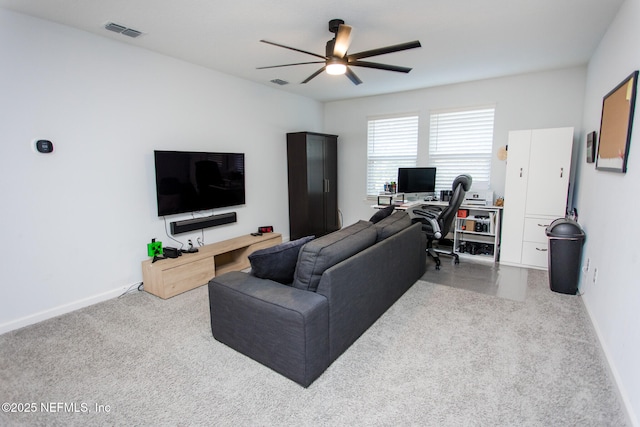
[397, 167, 437, 200]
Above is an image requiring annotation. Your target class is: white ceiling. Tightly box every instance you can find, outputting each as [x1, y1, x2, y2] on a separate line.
[0, 0, 625, 102]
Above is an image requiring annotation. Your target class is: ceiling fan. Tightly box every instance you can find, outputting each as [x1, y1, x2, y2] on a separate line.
[257, 19, 421, 85]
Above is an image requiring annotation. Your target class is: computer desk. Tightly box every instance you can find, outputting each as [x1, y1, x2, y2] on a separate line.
[374, 201, 503, 262]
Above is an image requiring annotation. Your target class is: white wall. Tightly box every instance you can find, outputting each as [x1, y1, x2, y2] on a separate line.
[0, 10, 323, 333]
[575, 0, 640, 424]
[324, 67, 587, 226]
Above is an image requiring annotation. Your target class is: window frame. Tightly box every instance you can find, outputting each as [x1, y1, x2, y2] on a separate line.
[427, 105, 496, 193]
[366, 113, 420, 198]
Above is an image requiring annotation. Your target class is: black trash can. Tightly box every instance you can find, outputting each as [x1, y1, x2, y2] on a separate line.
[546, 218, 585, 295]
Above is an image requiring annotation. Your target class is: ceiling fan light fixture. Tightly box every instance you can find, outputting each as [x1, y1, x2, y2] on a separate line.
[258, 19, 421, 85]
[326, 61, 347, 75]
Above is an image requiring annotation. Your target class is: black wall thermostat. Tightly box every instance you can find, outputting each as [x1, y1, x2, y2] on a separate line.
[35, 139, 54, 154]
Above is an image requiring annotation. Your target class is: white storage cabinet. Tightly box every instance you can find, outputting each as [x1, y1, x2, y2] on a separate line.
[500, 127, 574, 269]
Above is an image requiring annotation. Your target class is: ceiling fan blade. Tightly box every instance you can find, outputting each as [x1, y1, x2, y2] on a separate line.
[333, 24, 352, 58]
[348, 60, 412, 73]
[345, 67, 362, 85]
[301, 67, 326, 84]
[260, 40, 327, 60]
[347, 40, 421, 60]
[257, 61, 325, 70]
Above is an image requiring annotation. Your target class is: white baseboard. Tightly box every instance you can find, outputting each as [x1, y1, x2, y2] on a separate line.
[0, 286, 132, 335]
[581, 298, 638, 427]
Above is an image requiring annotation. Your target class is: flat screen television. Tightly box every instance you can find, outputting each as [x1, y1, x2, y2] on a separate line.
[154, 150, 245, 216]
[397, 167, 436, 199]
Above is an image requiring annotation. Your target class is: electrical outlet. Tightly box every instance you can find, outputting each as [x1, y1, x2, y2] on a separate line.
[593, 267, 598, 285]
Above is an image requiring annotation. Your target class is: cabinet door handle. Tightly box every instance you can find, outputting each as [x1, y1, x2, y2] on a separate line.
[535, 247, 548, 252]
[519, 167, 523, 177]
[537, 223, 550, 227]
[560, 167, 564, 178]
[324, 179, 329, 193]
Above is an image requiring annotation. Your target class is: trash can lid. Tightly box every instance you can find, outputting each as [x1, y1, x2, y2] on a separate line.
[546, 218, 585, 238]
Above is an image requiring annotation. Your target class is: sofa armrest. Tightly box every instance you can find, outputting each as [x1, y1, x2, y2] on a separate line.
[208, 271, 329, 387]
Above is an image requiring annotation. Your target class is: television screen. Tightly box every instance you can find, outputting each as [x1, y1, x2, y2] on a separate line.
[397, 167, 437, 194]
[154, 150, 245, 216]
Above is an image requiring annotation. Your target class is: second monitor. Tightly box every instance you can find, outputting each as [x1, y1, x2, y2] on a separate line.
[397, 167, 436, 201]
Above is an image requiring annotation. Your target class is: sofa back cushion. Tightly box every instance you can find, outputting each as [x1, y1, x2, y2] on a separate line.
[292, 221, 377, 292]
[373, 211, 411, 241]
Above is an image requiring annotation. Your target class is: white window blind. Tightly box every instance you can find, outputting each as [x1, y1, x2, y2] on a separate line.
[367, 115, 419, 196]
[428, 106, 495, 192]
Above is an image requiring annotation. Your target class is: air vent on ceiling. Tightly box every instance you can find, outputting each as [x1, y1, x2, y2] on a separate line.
[105, 22, 126, 33]
[104, 22, 143, 38]
[270, 79, 289, 86]
[121, 28, 142, 38]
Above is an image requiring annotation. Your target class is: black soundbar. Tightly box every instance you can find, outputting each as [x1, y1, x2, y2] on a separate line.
[170, 212, 237, 235]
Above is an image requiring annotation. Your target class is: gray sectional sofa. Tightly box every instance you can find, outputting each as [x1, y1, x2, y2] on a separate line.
[208, 211, 427, 387]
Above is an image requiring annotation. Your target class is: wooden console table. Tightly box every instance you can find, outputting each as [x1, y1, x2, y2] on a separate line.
[142, 233, 282, 299]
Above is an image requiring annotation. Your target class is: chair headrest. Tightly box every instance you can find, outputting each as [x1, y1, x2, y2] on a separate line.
[452, 174, 472, 192]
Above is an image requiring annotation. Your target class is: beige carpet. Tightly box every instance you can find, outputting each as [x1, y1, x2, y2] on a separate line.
[0, 269, 628, 426]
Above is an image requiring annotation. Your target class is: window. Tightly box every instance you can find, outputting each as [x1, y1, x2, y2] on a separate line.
[428, 106, 495, 192]
[366, 115, 419, 196]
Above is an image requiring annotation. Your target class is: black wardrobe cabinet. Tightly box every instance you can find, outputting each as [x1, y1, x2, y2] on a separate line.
[286, 132, 339, 240]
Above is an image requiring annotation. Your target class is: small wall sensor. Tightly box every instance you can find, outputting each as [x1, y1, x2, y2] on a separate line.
[35, 139, 54, 154]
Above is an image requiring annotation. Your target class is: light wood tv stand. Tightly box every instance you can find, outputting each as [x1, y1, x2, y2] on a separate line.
[142, 233, 282, 299]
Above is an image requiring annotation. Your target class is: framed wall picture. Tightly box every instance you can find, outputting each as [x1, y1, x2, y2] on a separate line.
[596, 71, 638, 172]
[586, 131, 596, 163]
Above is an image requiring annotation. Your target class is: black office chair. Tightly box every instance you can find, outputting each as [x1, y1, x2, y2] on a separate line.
[410, 174, 472, 270]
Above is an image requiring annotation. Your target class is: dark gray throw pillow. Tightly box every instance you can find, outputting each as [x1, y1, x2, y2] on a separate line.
[249, 236, 315, 284]
[369, 205, 395, 224]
